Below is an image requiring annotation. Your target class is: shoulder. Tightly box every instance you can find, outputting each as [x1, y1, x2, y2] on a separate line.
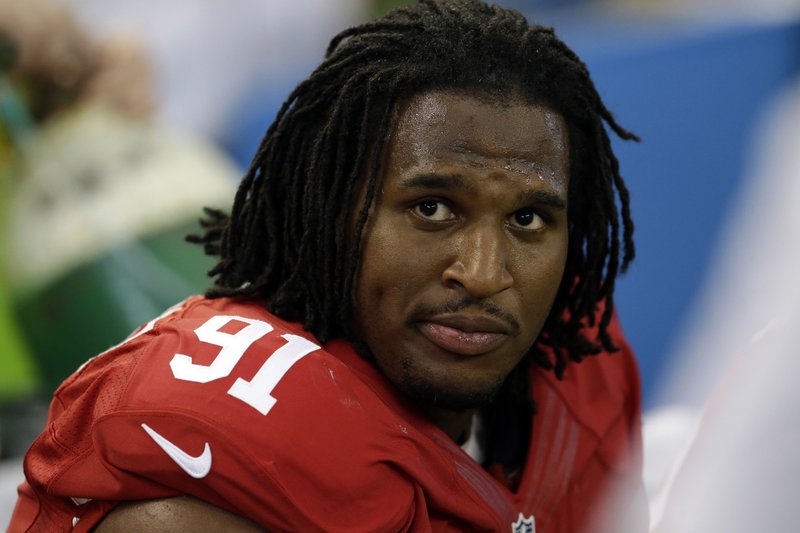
[81, 297, 419, 528]
[87, 295, 410, 460]
[571, 310, 641, 400]
[47, 296, 293, 427]
[526, 310, 647, 529]
[536, 308, 642, 440]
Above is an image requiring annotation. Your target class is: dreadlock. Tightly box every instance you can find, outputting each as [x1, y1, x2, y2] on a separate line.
[190, 0, 637, 384]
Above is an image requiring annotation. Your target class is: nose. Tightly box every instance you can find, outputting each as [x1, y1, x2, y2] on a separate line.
[442, 222, 513, 299]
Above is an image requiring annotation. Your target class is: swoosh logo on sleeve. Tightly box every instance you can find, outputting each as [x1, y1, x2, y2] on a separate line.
[141, 423, 212, 479]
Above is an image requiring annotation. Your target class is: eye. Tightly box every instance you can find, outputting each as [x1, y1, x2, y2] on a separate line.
[412, 200, 455, 222]
[509, 208, 545, 230]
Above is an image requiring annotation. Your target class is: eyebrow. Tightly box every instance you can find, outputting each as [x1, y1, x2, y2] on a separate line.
[400, 173, 567, 210]
[518, 189, 567, 210]
[401, 173, 478, 194]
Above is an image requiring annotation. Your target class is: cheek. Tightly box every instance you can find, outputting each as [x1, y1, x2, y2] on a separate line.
[353, 239, 428, 359]
[357, 218, 438, 301]
[354, 222, 417, 321]
[513, 238, 569, 312]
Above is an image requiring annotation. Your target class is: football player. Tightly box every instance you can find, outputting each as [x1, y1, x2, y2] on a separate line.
[10, 1, 647, 531]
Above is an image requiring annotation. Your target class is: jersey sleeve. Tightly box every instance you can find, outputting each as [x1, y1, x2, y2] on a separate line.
[528, 308, 649, 533]
[590, 312, 649, 532]
[569, 310, 649, 533]
[20, 300, 427, 532]
[90, 406, 420, 532]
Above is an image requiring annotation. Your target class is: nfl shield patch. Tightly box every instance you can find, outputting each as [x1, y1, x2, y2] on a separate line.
[511, 512, 536, 533]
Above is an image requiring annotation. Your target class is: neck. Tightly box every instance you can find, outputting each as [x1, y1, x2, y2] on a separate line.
[424, 405, 475, 444]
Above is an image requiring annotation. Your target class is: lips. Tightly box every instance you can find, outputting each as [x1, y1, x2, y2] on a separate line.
[416, 315, 510, 356]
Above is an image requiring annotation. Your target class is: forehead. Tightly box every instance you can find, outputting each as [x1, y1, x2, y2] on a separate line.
[383, 90, 569, 189]
[395, 90, 566, 144]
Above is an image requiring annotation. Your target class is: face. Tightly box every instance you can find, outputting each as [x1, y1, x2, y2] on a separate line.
[353, 90, 570, 413]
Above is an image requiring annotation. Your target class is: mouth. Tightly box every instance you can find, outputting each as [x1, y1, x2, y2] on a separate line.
[416, 315, 511, 356]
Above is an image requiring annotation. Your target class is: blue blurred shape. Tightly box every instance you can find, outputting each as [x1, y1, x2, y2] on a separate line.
[549, 13, 800, 406]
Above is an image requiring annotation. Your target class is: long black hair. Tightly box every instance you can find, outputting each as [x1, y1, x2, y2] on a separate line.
[190, 0, 637, 380]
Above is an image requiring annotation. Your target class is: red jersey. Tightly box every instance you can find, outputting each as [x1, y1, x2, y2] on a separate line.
[10, 296, 645, 532]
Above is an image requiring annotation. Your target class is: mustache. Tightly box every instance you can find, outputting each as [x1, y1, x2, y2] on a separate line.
[409, 297, 521, 336]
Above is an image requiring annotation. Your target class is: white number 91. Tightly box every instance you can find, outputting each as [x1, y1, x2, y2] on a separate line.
[170, 315, 320, 415]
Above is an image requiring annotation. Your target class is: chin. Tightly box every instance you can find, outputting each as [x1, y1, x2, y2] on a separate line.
[400, 369, 506, 412]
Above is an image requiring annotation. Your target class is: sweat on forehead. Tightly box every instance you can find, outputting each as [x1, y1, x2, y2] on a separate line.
[385, 90, 569, 197]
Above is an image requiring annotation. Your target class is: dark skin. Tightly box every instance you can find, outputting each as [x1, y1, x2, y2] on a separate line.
[93, 496, 264, 532]
[353, 90, 570, 441]
[94, 90, 571, 530]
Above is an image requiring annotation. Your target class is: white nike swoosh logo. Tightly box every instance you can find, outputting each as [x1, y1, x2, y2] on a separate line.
[141, 423, 212, 479]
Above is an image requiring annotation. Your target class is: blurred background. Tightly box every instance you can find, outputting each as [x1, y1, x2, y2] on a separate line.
[1, 0, 798, 530]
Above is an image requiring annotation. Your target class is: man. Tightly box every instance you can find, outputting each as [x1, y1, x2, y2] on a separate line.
[9, 1, 647, 531]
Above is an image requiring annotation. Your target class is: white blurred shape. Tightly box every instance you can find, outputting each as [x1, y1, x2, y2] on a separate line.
[59, 0, 365, 138]
[648, 76, 800, 531]
[641, 405, 700, 528]
[6, 104, 237, 292]
[653, 312, 800, 532]
[0, 459, 24, 530]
